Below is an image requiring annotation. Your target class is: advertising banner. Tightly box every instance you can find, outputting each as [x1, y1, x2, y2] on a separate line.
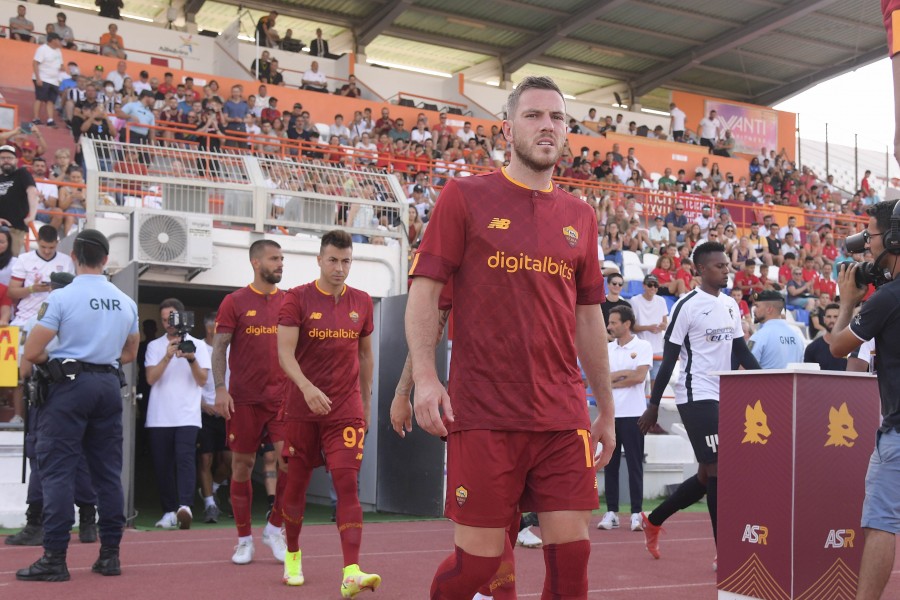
[717, 371, 880, 599]
[0, 326, 18, 387]
[706, 100, 779, 156]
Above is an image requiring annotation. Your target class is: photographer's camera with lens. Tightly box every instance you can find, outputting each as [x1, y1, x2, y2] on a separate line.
[842, 231, 891, 289]
[167, 310, 196, 354]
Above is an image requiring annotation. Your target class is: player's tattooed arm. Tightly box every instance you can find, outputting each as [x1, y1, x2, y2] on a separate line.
[212, 332, 234, 419]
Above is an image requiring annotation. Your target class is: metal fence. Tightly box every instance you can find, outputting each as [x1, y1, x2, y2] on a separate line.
[81, 139, 410, 243]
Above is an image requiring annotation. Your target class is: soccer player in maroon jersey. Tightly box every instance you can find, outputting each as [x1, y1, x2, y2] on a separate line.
[406, 76, 616, 599]
[277, 230, 380, 597]
[212, 239, 288, 565]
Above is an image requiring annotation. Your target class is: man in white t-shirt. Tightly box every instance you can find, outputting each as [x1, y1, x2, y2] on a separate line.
[694, 204, 715, 236]
[145, 298, 211, 530]
[456, 121, 476, 144]
[629, 275, 669, 389]
[698, 110, 721, 151]
[778, 215, 802, 241]
[32, 33, 64, 127]
[31, 157, 59, 229]
[197, 312, 231, 524]
[669, 102, 687, 141]
[597, 305, 652, 533]
[301, 61, 328, 93]
[7, 225, 73, 425]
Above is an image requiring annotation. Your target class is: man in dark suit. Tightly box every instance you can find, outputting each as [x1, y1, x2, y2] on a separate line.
[309, 28, 331, 59]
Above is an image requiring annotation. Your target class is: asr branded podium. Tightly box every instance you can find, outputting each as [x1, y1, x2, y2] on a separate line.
[717, 369, 881, 600]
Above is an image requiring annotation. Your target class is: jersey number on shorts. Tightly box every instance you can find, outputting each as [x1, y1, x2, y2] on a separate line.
[577, 429, 592, 468]
[705, 434, 719, 454]
[343, 426, 365, 461]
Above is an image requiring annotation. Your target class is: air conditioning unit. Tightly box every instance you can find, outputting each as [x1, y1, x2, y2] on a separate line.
[133, 210, 214, 269]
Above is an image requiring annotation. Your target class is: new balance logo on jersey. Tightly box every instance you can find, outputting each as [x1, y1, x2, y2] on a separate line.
[246, 310, 257, 317]
[705, 434, 719, 454]
[487, 218, 511, 230]
[310, 312, 322, 320]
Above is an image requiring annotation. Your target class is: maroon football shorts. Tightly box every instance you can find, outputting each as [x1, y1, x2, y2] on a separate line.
[283, 418, 367, 471]
[445, 429, 599, 528]
[226, 402, 285, 454]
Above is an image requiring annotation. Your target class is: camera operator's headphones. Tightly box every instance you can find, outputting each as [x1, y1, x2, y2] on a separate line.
[883, 200, 900, 254]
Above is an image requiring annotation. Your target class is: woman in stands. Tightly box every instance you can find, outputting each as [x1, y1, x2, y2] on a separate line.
[443, 137, 463, 163]
[731, 235, 758, 268]
[786, 267, 816, 311]
[651, 255, 687, 297]
[709, 162, 723, 187]
[749, 157, 761, 178]
[821, 233, 839, 269]
[722, 223, 738, 254]
[684, 222, 703, 252]
[601, 221, 626, 272]
[0, 228, 17, 285]
[120, 78, 137, 105]
[407, 205, 426, 251]
[803, 231, 825, 269]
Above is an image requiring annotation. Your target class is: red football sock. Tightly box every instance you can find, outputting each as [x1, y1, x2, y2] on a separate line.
[476, 515, 519, 598]
[542, 540, 590, 599]
[282, 461, 312, 553]
[267, 469, 288, 528]
[230, 478, 253, 537]
[431, 546, 502, 600]
[332, 468, 363, 566]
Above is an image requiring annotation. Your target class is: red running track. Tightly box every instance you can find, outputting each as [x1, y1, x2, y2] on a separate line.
[2, 514, 899, 599]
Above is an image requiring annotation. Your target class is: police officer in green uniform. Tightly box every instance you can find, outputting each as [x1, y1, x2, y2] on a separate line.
[16, 230, 139, 582]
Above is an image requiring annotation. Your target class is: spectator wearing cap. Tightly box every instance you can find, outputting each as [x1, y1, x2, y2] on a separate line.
[116, 90, 156, 145]
[0, 145, 38, 255]
[408, 185, 433, 220]
[53, 12, 76, 50]
[17, 138, 44, 170]
[629, 275, 669, 389]
[99, 23, 126, 59]
[748, 290, 804, 369]
[648, 215, 669, 254]
[9, 4, 34, 42]
[32, 32, 64, 128]
[90, 64, 106, 90]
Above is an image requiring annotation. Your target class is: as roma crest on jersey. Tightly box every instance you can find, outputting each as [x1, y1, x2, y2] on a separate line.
[349, 311, 359, 323]
[630, 352, 637, 359]
[455, 485, 468, 507]
[562, 225, 579, 248]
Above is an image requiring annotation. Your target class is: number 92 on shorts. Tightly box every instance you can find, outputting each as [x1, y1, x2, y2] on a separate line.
[283, 418, 367, 471]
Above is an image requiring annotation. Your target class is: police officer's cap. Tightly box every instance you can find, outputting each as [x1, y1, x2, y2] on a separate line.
[74, 229, 110, 255]
[753, 290, 785, 304]
[50, 271, 75, 288]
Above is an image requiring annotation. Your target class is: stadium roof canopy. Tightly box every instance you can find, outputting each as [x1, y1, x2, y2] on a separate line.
[110, 0, 886, 108]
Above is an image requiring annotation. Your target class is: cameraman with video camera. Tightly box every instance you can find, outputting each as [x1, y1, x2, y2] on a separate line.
[830, 199, 900, 600]
[145, 298, 209, 531]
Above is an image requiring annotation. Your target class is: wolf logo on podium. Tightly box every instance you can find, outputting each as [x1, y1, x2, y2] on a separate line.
[742, 400, 771, 445]
[825, 402, 858, 448]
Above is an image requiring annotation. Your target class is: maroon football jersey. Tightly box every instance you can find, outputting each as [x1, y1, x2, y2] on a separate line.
[215, 285, 287, 406]
[279, 281, 374, 422]
[410, 168, 604, 432]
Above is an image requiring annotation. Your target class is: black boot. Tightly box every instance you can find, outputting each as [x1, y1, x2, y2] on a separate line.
[16, 550, 70, 582]
[91, 545, 121, 576]
[5, 504, 43, 546]
[77, 503, 97, 543]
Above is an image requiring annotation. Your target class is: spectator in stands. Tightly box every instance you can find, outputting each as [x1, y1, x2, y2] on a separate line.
[31, 33, 63, 129]
[354, 132, 377, 166]
[279, 29, 302, 52]
[785, 266, 816, 310]
[651, 255, 687, 296]
[663, 202, 687, 243]
[49, 148, 71, 180]
[134, 70, 152, 95]
[80, 102, 116, 170]
[859, 169, 878, 204]
[779, 215, 802, 240]
[601, 221, 625, 271]
[99, 23, 126, 59]
[347, 111, 367, 144]
[255, 11, 279, 48]
[106, 60, 129, 92]
[259, 97, 279, 124]
[389, 118, 410, 143]
[264, 58, 284, 86]
[734, 259, 763, 303]
[301, 60, 328, 92]
[337, 74, 361, 98]
[250, 50, 271, 81]
[53, 12, 76, 49]
[713, 130, 735, 157]
[9, 4, 34, 42]
[31, 156, 59, 229]
[698, 109, 721, 151]
[96, 0, 123, 19]
[647, 215, 669, 254]
[410, 118, 432, 144]
[455, 121, 475, 144]
[374, 107, 393, 136]
[309, 28, 332, 59]
[63, 75, 87, 125]
[613, 157, 634, 184]
[732, 236, 758, 267]
[328, 113, 351, 145]
[57, 165, 86, 235]
[116, 89, 156, 145]
[0, 145, 37, 254]
[157, 72, 177, 96]
[222, 85, 248, 145]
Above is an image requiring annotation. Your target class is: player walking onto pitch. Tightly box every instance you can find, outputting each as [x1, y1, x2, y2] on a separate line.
[638, 242, 760, 567]
[213, 240, 289, 564]
[277, 230, 380, 597]
[406, 75, 615, 600]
